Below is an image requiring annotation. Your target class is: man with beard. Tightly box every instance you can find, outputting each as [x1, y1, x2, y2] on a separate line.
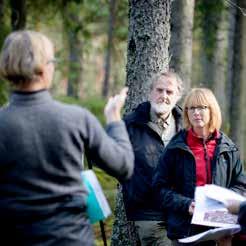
[114, 71, 184, 246]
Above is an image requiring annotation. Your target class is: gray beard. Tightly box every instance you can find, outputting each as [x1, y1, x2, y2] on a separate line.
[151, 102, 174, 115]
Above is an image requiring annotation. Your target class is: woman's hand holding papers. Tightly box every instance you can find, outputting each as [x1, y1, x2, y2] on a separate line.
[189, 201, 195, 215]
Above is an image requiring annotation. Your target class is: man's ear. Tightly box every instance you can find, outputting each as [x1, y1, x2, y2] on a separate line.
[37, 65, 49, 87]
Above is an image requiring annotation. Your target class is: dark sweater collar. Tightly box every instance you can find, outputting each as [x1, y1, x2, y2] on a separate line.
[10, 89, 52, 106]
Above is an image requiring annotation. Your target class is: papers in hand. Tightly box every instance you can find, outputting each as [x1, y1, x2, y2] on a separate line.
[178, 225, 241, 244]
[191, 185, 245, 228]
[81, 170, 111, 224]
[205, 184, 246, 205]
[178, 185, 244, 243]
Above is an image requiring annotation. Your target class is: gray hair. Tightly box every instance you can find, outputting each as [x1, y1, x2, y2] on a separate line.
[0, 30, 53, 85]
[150, 70, 184, 98]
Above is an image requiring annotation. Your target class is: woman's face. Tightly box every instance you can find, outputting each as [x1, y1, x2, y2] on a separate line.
[187, 105, 210, 131]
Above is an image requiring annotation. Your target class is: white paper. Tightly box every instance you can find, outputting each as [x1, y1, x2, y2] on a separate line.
[191, 186, 239, 227]
[82, 170, 111, 220]
[178, 225, 241, 244]
[204, 184, 246, 205]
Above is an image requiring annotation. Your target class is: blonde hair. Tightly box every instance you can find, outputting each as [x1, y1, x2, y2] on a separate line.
[0, 30, 53, 85]
[183, 88, 222, 133]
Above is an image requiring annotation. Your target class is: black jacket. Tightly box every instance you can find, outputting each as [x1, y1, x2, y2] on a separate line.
[122, 101, 182, 220]
[153, 129, 246, 239]
[239, 201, 246, 232]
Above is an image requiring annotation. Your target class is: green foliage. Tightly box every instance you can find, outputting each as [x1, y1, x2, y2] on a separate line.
[56, 95, 107, 124]
[114, 0, 128, 42]
[0, 1, 11, 105]
[0, 80, 9, 106]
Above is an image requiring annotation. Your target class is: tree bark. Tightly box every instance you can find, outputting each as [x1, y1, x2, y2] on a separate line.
[229, 0, 246, 159]
[9, 0, 26, 30]
[111, 2, 172, 246]
[125, 0, 171, 113]
[170, 0, 194, 91]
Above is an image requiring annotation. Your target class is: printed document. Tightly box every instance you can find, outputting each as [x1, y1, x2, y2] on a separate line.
[178, 225, 241, 244]
[191, 185, 245, 227]
[178, 185, 245, 243]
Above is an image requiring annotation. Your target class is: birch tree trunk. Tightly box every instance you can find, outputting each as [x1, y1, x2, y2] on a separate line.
[229, 0, 246, 160]
[170, 0, 194, 91]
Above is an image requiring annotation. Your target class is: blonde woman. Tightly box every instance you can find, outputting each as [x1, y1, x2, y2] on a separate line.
[0, 30, 134, 245]
[153, 88, 246, 245]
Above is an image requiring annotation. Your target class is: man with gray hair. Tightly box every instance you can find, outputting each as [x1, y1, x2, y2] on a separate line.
[111, 70, 184, 246]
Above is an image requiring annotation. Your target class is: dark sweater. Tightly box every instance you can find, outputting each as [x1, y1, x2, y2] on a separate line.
[0, 90, 134, 215]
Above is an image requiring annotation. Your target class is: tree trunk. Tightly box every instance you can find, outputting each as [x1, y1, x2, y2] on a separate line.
[62, 1, 83, 98]
[210, 4, 231, 128]
[0, 0, 3, 22]
[111, 2, 172, 246]
[229, 0, 246, 159]
[170, 0, 194, 91]
[196, 0, 233, 128]
[102, 0, 117, 98]
[66, 30, 83, 98]
[9, 0, 26, 30]
[226, 0, 237, 128]
[197, 0, 224, 89]
[125, 0, 172, 113]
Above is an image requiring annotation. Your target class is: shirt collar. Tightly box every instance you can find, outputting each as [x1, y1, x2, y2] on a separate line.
[150, 106, 172, 130]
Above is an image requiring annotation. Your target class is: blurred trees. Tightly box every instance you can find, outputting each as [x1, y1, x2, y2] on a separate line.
[0, 0, 246, 244]
[195, 0, 230, 125]
[62, 0, 84, 98]
[9, 0, 26, 30]
[0, 0, 10, 105]
[229, 0, 246, 157]
[170, 0, 194, 91]
[0, 0, 246, 159]
[102, 0, 117, 98]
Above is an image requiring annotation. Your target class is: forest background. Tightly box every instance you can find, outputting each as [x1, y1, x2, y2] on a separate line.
[0, 0, 246, 245]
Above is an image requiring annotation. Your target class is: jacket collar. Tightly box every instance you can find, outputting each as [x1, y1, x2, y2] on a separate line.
[166, 129, 238, 153]
[124, 101, 183, 132]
